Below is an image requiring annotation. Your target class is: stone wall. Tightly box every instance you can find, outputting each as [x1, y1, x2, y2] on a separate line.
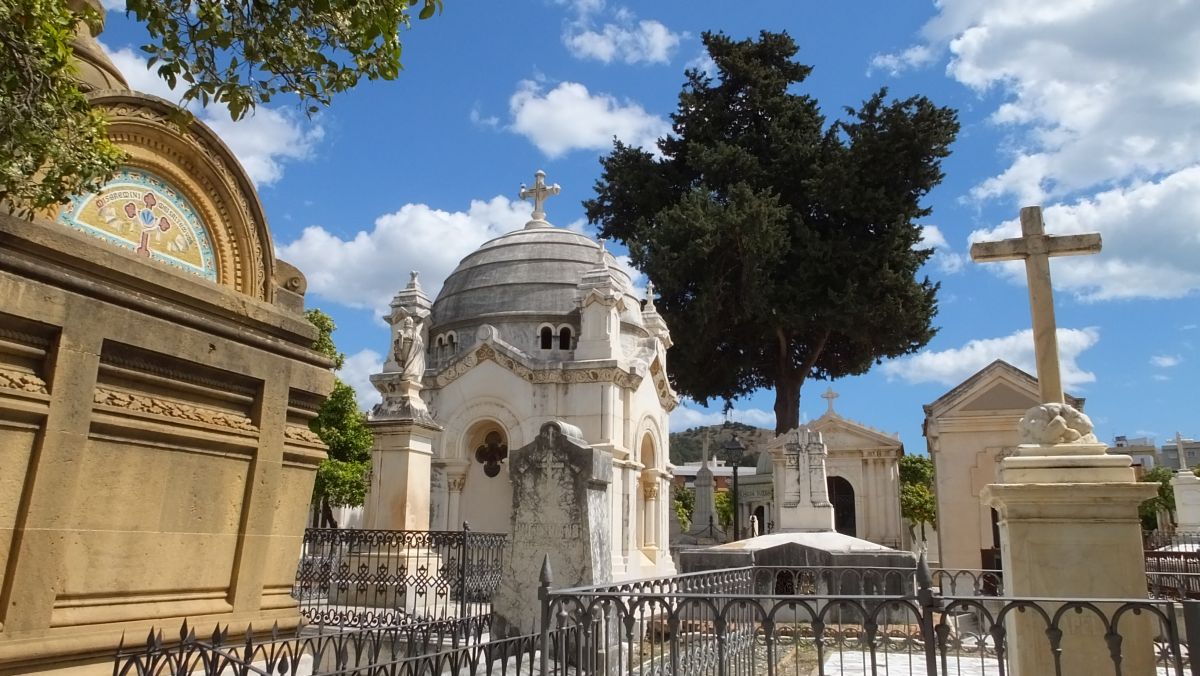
[0, 207, 331, 672]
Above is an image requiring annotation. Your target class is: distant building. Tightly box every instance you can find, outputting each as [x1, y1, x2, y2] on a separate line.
[1111, 435, 1160, 470]
[671, 459, 747, 491]
[1162, 435, 1200, 470]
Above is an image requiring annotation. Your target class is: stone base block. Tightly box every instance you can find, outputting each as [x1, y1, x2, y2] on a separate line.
[982, 481, 1158, 676]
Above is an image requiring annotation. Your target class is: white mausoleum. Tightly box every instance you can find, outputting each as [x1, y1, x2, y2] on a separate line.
[399, 171, 679, 580]
[739, 388, 904, 548]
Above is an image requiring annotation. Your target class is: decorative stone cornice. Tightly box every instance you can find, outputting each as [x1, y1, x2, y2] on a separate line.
[92, 386, 256, 432]
[0, 368, 48, 394]
[648, 358, 678, 412]
[284, 425, 322, 445]
[434, 340, 642, 390]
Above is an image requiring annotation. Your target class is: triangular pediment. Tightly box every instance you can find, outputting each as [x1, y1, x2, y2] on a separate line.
[808, 414, 903, 451]
[923, 360, 1083, 419]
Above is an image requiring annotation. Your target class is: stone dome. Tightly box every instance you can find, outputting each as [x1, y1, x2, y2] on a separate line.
[429, 225, 641, 333]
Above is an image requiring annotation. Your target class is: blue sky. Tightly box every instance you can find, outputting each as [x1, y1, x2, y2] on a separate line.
[98, 0, 1199, 454]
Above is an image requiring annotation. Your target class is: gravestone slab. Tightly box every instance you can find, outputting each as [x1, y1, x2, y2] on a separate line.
[492, 421, 612, 637]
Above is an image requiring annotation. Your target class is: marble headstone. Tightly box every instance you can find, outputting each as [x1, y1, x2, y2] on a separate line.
[769, 428, 835, 532]
[492, 421, 612, 637]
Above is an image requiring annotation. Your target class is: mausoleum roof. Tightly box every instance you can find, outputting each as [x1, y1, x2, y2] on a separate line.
[430, 225, 640, 332]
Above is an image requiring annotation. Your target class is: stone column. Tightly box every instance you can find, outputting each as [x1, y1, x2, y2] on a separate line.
[447, 474, 466, 529]
[980, 404, 1157, 676]
[642, 474, 659, 549]
[1173, 472, 1200, 531]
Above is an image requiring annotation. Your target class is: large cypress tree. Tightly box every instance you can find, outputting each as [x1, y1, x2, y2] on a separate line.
[585, 31, 959, 434]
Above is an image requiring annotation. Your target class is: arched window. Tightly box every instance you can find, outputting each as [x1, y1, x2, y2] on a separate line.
[446, 331, 457, 355]
[558, 326, 572, 350]
[540, 326, 553, 350]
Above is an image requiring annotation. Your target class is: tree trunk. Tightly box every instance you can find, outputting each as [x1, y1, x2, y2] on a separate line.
[773, 370, 803, 435]
[320, 498, 338, 529]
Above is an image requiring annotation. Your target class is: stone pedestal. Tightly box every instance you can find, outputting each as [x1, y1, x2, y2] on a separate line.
[492, 421, 612, 637]
[364, 420, 440, 531]
[982, 442, 1157, 676]
[1173, 471, 1200, 531]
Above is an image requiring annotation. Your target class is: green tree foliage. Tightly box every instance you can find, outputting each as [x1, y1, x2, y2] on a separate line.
[126, 0, 442, 120]
[306, 309, 372, 527]
[0, 0, 123, 216]
[585, 31, 959, 434]
[672, 485, 694, 531]
[899, 454, 937, 540]
[1140, 465, 1176, 531]
[2, 0, 441, 216]
[715, 489, 733, 532]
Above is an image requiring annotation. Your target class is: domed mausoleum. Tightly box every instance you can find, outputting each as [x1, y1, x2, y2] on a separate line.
[369, 171, 678, 580]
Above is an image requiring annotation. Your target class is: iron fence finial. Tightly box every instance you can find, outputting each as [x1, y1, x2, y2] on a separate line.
[540, 554, 553, 586]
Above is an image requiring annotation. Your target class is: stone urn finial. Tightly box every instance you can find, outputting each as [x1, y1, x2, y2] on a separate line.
[68, 0, 130, 92]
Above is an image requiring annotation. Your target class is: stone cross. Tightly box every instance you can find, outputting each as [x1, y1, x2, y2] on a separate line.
[970, 206, 1101, 404]
[821, 387, 838, 414]
[519, 170, 561, 223]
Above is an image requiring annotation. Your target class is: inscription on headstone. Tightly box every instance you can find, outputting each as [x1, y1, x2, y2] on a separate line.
[492, 421, 612, 637]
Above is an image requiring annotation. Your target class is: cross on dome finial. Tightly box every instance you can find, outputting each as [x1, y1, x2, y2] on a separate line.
[645, 281, 658, 311]
[519, 170, 561, 228]
[821, 386, 838, 414]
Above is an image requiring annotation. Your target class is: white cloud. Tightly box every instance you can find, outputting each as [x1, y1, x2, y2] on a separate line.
[100, 0, 125, 11]
[509, 80, 668, 158]
[102, 44, 322, 186]
[919, 225, 966, 274]
[968, 170, 1200, 301]
[339, 349, 384, 411]
[278, 196, 532, 316]
[1151, 354, 1182, 368]
[565, 19, 682, 65]
[558, 1, 681, 66]
[1153, 374, 1171, 382]
[670, 400, 776, 433]
[881, 326, 1100, 390]
[885, 1, 1200, 302]
[868, 45, 937, 76]
[685, 52, 718, 80]
[470, 104, 500, 129]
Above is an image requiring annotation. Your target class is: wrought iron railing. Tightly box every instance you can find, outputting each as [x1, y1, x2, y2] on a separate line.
[1146, 530, 1200, 551]
[119, 559, 1196, 676]
[291, 523, 507, 629]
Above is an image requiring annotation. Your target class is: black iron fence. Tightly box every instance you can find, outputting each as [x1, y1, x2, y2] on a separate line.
[121, 558, 1198, 676]
[1146, 530, 1200, 599]
[291, 524, 507, 629]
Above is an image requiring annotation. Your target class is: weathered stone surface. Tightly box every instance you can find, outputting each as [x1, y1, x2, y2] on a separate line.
[0, 12, 333, 671]
[1175, 472, 1200, 531]
[492, 421, 611, 637]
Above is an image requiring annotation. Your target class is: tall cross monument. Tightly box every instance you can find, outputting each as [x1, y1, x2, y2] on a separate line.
[519, 169, 561, 226]
[974, 206, 1156, 676]
[970, 206, 1101, 404]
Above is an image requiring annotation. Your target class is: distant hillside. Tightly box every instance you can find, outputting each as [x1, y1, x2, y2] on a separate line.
[668, 422, 775, 467]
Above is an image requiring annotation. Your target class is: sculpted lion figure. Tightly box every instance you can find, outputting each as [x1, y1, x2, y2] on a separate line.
[1018, 402, 1098, 445]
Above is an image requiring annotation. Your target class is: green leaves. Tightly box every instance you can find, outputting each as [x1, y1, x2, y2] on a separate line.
[586, 30, 958, 433]
[1, 0, 124, 216]
[125, 0, 444, 121]
[306, 310, 373, 508]
[1140, 465, 1176, 531]
[899, 454, 937, 531]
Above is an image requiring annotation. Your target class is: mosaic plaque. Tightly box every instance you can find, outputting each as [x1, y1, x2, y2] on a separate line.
[58, 168, 218, 281]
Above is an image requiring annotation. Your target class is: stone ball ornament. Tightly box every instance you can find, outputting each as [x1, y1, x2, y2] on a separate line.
[1018, 402, 1099, 446]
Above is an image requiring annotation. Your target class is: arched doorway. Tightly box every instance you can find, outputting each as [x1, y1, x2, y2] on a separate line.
[753, 505, 766, 535]
[827, 476, 856, 537]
